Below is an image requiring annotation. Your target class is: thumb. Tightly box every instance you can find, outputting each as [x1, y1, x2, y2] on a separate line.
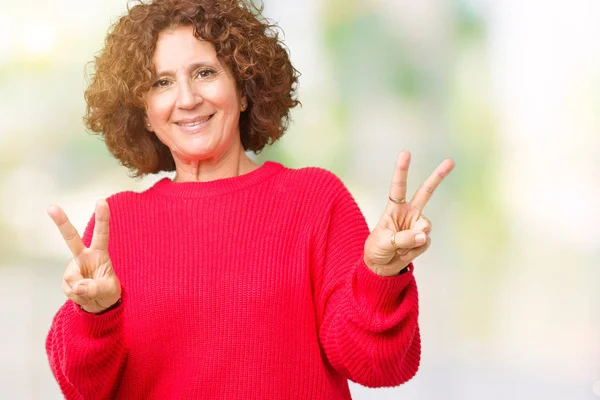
[73, 277, 116, 299]
[73, 280, 89, 296]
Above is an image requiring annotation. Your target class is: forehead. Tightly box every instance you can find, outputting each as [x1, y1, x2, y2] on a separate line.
[152, 25, 218, 69]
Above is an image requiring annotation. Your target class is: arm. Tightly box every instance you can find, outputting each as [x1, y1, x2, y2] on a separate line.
[46, 296, 126, 399]
[315, 151, 453, 387]
[46, 203, 127, 399]
[313, 183, 420, 388]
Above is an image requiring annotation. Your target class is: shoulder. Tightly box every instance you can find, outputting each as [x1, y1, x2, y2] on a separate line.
[105, 190, 141, 204]
[103, 184, 154, 209]
[275, 164, 367, 235]
[273, 164, 361, 215]
[277, 164, 350, 196]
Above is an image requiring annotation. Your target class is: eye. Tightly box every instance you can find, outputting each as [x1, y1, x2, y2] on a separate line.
[152, 79, 171, 88]
[196, 69, 215, 79]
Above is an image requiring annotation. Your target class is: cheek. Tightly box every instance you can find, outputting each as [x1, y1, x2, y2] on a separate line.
[146, 95, 173, 122]
[207, 80, 241, 110]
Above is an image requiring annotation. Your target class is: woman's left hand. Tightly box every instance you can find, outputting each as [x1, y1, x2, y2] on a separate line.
[364, 150, 455, 277]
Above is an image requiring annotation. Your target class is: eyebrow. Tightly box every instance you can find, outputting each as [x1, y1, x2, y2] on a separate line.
[155, 61, 219, 77]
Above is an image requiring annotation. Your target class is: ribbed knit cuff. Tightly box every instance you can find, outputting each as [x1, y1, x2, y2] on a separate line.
[355, 260, 414, 310]
[70, 292, 125, 339]
[351, 260, 417, 332]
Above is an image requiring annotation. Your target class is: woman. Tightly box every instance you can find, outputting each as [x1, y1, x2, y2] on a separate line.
[46, 0, 454, 399]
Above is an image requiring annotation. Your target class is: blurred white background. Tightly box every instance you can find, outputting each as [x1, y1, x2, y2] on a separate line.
[0, 0, 598, 399]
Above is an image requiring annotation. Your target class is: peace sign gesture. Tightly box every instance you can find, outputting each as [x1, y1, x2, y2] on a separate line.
[363, 150, 455, 276]
[47, 200, 121, 314]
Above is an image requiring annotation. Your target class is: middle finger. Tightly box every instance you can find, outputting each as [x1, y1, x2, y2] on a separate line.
[410, 158, 454, 211]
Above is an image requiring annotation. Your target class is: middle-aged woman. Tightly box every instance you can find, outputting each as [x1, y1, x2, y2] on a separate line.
[46, 0, 454, 399]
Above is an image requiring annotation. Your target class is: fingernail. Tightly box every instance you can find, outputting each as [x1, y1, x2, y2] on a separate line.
[415, 233, 426, 245]
[76, 285, 86, 296]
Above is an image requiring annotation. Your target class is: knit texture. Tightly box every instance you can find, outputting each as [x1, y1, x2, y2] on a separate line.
[46, 161, 421, 399]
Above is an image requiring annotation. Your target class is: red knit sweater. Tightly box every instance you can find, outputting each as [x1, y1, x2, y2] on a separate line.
[46, 161, 420, 399]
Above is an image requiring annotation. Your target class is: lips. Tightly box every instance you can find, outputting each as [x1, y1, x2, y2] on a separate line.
[175, 114, 214, 126]
[173, 114, 215, 134]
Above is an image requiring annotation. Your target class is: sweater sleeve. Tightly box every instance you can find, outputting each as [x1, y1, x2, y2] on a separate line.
[313, 176, 421, 388]
[46, 215, 127, 400]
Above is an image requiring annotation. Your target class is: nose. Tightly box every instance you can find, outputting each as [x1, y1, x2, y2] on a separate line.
[176, 79, 202, 110]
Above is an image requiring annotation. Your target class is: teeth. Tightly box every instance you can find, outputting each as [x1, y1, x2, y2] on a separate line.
[178, 115, 211, 126]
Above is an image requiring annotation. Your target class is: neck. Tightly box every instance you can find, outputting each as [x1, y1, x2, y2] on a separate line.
[172, 143, 258, 183]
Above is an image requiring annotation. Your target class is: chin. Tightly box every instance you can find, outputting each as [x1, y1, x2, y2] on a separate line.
[172, 136, 235, 164]
[181, 152, 215, 163]
[176, 142, 216, 158]
[172, 148, 210, 162]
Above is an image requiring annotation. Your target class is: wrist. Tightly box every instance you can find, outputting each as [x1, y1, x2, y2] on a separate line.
[397, 264, 411, 275]
[80, 298, 122, 315]
[364, 256, 413, 277]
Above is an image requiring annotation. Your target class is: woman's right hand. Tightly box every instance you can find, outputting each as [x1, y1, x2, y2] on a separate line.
[47, 199, 121, 314]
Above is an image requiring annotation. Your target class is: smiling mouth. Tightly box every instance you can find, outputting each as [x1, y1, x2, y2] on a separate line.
[175, 114, 214, 127]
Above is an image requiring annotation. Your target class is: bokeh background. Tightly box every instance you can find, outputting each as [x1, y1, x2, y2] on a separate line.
[1, 0, 599, 399]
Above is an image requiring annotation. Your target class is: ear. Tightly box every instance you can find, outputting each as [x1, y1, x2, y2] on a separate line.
[240, 95, 248, 111]
[144, 117, 153, 132]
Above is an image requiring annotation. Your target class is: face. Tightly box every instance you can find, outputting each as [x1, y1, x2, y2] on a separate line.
[144, 25, 246, 165]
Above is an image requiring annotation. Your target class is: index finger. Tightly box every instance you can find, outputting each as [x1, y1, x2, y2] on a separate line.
[410, 158, 455, 211]
[388, 150, 411, 206]
[90, 199, 110, 251]
[47, 205, 86, 257]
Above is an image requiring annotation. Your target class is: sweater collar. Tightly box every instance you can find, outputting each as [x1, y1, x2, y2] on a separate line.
[150, 161, 283, 198]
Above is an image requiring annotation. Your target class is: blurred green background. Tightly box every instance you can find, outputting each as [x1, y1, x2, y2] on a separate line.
[1, 0, 599, 399]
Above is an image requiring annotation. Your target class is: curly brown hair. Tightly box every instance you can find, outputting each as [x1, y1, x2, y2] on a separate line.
[84, 0, 300, 177]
